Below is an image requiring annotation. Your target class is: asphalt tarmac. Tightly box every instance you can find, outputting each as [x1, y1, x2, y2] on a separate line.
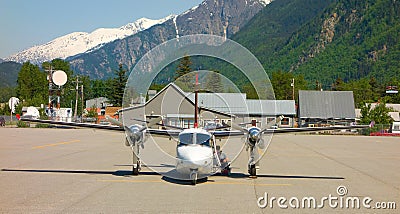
[0, 128, 398, 213]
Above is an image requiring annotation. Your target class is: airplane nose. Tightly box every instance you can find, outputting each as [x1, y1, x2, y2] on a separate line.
[177, 145, 212, 168]
[178, 159, 208, 169]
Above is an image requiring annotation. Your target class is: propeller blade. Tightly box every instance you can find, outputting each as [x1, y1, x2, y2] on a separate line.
[147, 116, 162, 127]
[256, 138, 266, 149]
[262, 115, 284, 131]
[158, 124, 184, 130]
[140, 117, 163, 132]
[105, 115, 123, 127]
[227, 121, 249, 133]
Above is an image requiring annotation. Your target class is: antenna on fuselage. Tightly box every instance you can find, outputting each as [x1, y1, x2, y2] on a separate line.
[194, 72, 199, 128]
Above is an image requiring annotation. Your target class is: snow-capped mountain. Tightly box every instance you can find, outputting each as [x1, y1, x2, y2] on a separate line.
[5, 16, 173, 64]
[259, 0, 273, 6]
[5, 0, 272, 74]
[68, 0, 273, 79]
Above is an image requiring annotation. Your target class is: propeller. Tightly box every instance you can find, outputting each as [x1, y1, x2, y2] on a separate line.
[228, 116, 284, 165]
[106, 116, 163, 148]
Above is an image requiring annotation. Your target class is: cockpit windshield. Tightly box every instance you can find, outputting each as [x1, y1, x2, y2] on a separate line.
[179, 133, 210, 146]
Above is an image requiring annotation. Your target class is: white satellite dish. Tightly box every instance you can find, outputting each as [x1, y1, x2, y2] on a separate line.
[52, 70, 67, 86]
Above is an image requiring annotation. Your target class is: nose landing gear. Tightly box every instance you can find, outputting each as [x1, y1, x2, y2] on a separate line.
[190, 169, 198, 185]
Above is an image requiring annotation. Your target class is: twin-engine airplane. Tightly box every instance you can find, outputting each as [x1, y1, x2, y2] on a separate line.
[22, 110, 370, 185]
[21, 74, 371, 185]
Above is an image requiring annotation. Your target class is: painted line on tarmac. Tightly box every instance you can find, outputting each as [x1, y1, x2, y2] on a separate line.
[204, 181, 291, 186]
[32, 140, 81, 149]
[98, 179, 164, 183]
[98, 179, 291, 186]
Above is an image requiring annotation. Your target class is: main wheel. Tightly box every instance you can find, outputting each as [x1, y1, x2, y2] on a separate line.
[249, 164, 256, 177]
[132, 165, 139, 175]
[132, 160, 140, 176]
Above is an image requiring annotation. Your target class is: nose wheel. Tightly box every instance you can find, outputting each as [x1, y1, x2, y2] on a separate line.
[190, 169, 198, 185]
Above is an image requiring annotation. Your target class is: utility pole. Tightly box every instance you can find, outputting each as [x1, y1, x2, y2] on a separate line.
[81, 84, 84, 122]
[45, 66, 54, 118]
[194, 72, 199, 128]
[291, 78, 295, 100]
[72, 76, 81, 121]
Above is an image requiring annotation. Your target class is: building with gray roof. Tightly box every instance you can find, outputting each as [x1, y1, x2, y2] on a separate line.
[298, 90, 356, 127]
[119, 83, 296, 128]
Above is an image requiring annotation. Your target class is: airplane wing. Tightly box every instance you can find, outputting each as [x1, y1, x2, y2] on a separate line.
[209, 130, 245, 137]
[146, 129, 182, 137]
[263, 125, 370, 134]
[209, 125, 369, 137]
[21, 118, 124, 131]
[21, 118, 182, 137]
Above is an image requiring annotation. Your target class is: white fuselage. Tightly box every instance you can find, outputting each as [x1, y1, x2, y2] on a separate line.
[175, 128, 214, 178]
[176, 144, 213, 175]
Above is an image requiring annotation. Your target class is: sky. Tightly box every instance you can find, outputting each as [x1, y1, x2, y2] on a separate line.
[0, 0, 203, 59]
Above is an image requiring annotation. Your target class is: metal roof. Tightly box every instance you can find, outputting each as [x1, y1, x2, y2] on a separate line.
[186, 92, 248, 114]
[187, 93, 295, 116]
[245, 100, 296, 116]
[299, 90, 355, 119]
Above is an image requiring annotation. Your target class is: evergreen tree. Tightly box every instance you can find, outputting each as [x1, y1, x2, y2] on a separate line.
[331, 77, 345, 91]
[89, 79, 110, 99]
[205, 71, 223, 93]
[271, 71, 308, 101]
[108, 64, 128, 106]
[16, 62, 47, 106]
[175, 55, 194, 91]
[242, 83, 258, 99]
[175, 55, 192, 80]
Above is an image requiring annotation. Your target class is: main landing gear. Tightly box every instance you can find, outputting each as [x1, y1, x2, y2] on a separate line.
[249, 164, 257, 178]
[132, 150, 141, 176]
[132, 160, 140, 175]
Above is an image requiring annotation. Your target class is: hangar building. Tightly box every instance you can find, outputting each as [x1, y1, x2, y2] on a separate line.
[119, 83, 296, 128]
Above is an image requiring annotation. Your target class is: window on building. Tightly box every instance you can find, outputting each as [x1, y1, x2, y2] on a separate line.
[281, 117, 290, 126]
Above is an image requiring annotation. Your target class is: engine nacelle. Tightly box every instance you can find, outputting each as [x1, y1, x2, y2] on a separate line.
[125, 124, 144, 146]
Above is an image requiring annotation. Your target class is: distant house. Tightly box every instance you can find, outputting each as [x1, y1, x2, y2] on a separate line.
[86, 97, 110, 109]
[298, 90, 356, 127]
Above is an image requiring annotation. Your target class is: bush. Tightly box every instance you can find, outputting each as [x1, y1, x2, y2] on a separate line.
[16, 120, 29, 128]
[35, 123, 49, 128]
